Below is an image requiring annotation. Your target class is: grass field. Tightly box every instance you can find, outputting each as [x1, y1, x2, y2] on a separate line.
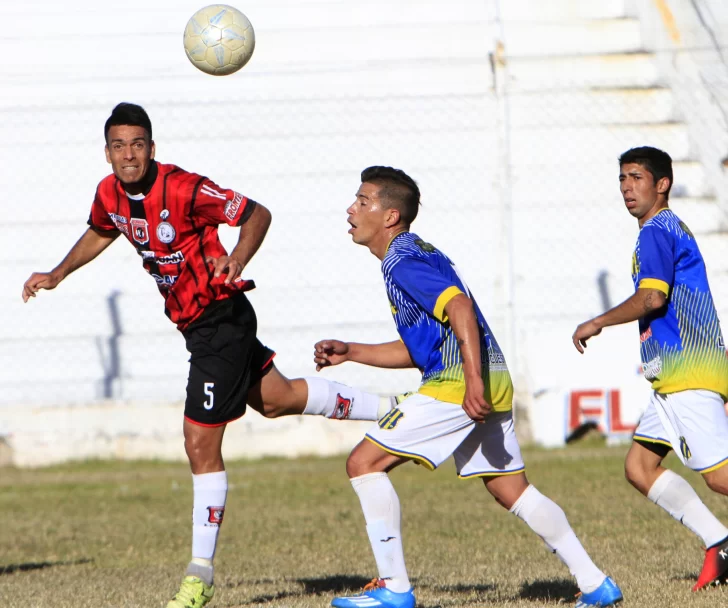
[2, 441, 728, 607]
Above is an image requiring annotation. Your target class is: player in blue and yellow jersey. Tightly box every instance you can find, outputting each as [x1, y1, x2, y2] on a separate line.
[316, 166, 622, 608]
[573, 146, 728, 591]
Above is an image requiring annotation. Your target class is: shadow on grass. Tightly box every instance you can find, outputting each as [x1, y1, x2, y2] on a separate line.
[517, 578, 578, 603]
[239, 575, 372, 604]
[0, 557, 93, 576]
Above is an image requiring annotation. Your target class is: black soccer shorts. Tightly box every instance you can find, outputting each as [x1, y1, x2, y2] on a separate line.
[182, 293, 275, 426]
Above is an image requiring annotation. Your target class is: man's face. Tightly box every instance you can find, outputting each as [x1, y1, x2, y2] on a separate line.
[346, 182, 391, 246]
[619, 162, 668, 221]
[105, 125, 155, 186]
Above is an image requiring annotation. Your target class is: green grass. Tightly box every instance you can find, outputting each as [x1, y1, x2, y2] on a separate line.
[1, 442, 728, 607]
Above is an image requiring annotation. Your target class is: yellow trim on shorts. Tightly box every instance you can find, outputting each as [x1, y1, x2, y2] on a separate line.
[638, 278, 669, 296]
[364, 435, 436, 471]
[458, 466, 525, 480]
[698, 456, 728, 475]
[633, 434, 673, 448]
[433, 286, 463, 322]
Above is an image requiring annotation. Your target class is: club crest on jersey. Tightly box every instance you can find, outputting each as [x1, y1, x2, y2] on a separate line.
[207, 506, 225, 526]
[330, 394, 353, 420]
[156, 221, 176, 244]
[378, 408, 404, 430]
[130, 218, 149, 245]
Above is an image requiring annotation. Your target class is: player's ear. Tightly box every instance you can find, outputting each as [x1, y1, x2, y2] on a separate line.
[384, 207, 400, 228]
[150, 140, 156, 160]
[104, 144, 111, 165]
[656, 176, 670, 195]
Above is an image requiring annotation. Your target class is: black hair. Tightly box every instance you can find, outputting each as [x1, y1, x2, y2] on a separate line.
[360, 165, 421, 225]
[104, 102, 153, 142]
[618, 146, 673, 199]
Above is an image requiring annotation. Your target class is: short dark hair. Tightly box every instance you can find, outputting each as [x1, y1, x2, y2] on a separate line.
[104, 102, 153, 142]
[361, 166, 421, 225]
[618, 146, 673, 199]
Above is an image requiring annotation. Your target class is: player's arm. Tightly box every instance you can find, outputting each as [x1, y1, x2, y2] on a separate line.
[572, 288, 667, 353]
[22, 227, 119, 302]
[444, 293, 491, 422]
[208, 203, 272, 284]
[314, 339, 414, 371]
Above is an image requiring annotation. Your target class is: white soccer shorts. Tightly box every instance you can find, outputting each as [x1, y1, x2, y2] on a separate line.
[365, 392, 525, 478]
[633, 389, 728, 473]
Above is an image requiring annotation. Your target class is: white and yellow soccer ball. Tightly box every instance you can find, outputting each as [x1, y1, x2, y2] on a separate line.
[183, 5, 255, 76]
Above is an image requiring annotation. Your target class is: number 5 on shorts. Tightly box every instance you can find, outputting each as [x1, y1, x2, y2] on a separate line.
[203, 382, 215, 410]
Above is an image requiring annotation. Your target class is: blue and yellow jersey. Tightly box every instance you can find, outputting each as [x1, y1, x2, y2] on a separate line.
[632, 209, 728, 399]
[381, 232, 513, 412]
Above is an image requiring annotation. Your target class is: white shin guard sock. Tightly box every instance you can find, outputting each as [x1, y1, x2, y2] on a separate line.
[303, 377, 381, 421]
[648, 469, 728, 548]
[510, 485, 606, 594]
[351, 472, 411, 593]
[190, 470, 228, 583]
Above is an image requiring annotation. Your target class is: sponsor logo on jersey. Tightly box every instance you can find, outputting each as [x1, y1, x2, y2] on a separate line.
[156, 221, 176, 244]
[414, 239, 436, 253]
[330, 394, 353, 420]
[108, 213, 129, 235]
[378, 408, 405, 430]
[139, 250, 184, 266]
[642, 355, 662, 380]
[224, 192, 244, 221]
[160, 209, 170, 220]
[206, 506, 225, 526]
[130, 218, 149, 245]
[151, 274, 178, 289]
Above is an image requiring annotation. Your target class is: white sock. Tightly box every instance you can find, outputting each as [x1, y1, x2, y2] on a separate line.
[303, 377, 381, 421]
[510, 484, 606, 594]
[351, 472, 411, 593]
[190, 470, 228, 584]
[648, 469, 728, 548]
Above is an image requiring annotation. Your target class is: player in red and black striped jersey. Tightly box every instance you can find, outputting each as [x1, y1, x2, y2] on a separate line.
[22, 103, 392, 608]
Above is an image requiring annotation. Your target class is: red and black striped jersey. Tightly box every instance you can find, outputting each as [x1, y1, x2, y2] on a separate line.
[88, 161, 257, 330]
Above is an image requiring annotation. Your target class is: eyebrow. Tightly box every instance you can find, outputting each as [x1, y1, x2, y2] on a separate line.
[109, 137, 147, 144]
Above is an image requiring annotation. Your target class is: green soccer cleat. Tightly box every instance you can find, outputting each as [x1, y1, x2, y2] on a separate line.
[166, 575, 215, 608]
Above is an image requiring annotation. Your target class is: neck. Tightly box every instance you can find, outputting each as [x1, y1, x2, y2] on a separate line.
[123, 161, 158, 196]
[369, 227, 408, 260]
[638, 200, 669, 227]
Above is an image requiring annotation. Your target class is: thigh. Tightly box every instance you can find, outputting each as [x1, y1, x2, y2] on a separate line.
[184, 303, 262, 426]
[454, 412, 525, 479]
[365, 393, 475, 471]
[662, 390, 728, 472]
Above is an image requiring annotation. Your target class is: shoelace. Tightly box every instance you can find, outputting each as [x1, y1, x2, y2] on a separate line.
[361, 578, 386, 593]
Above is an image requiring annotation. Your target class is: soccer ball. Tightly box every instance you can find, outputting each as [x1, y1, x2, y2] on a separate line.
[183, 5, 255, 76]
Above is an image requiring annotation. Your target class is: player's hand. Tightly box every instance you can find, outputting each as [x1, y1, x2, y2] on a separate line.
[22, 271, 62, 303]
[462, 374, 490, 423]
[572, 319, 602, 354]
[206, 255, 243, 284]
[313, 340, 350, 371]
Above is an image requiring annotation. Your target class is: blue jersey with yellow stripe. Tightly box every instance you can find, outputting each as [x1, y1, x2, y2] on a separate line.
[632, 209, 728, 399]
[382, 232, 513, 411]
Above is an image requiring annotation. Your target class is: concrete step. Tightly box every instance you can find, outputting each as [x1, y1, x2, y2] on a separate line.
[500, 0, 630, 22]
[509, 88, 676, 127]
[504, 19, 643, 58]
[507, 53, 661, 92]
[670, 198, 728, 234]
[509, 123, 693, 166]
